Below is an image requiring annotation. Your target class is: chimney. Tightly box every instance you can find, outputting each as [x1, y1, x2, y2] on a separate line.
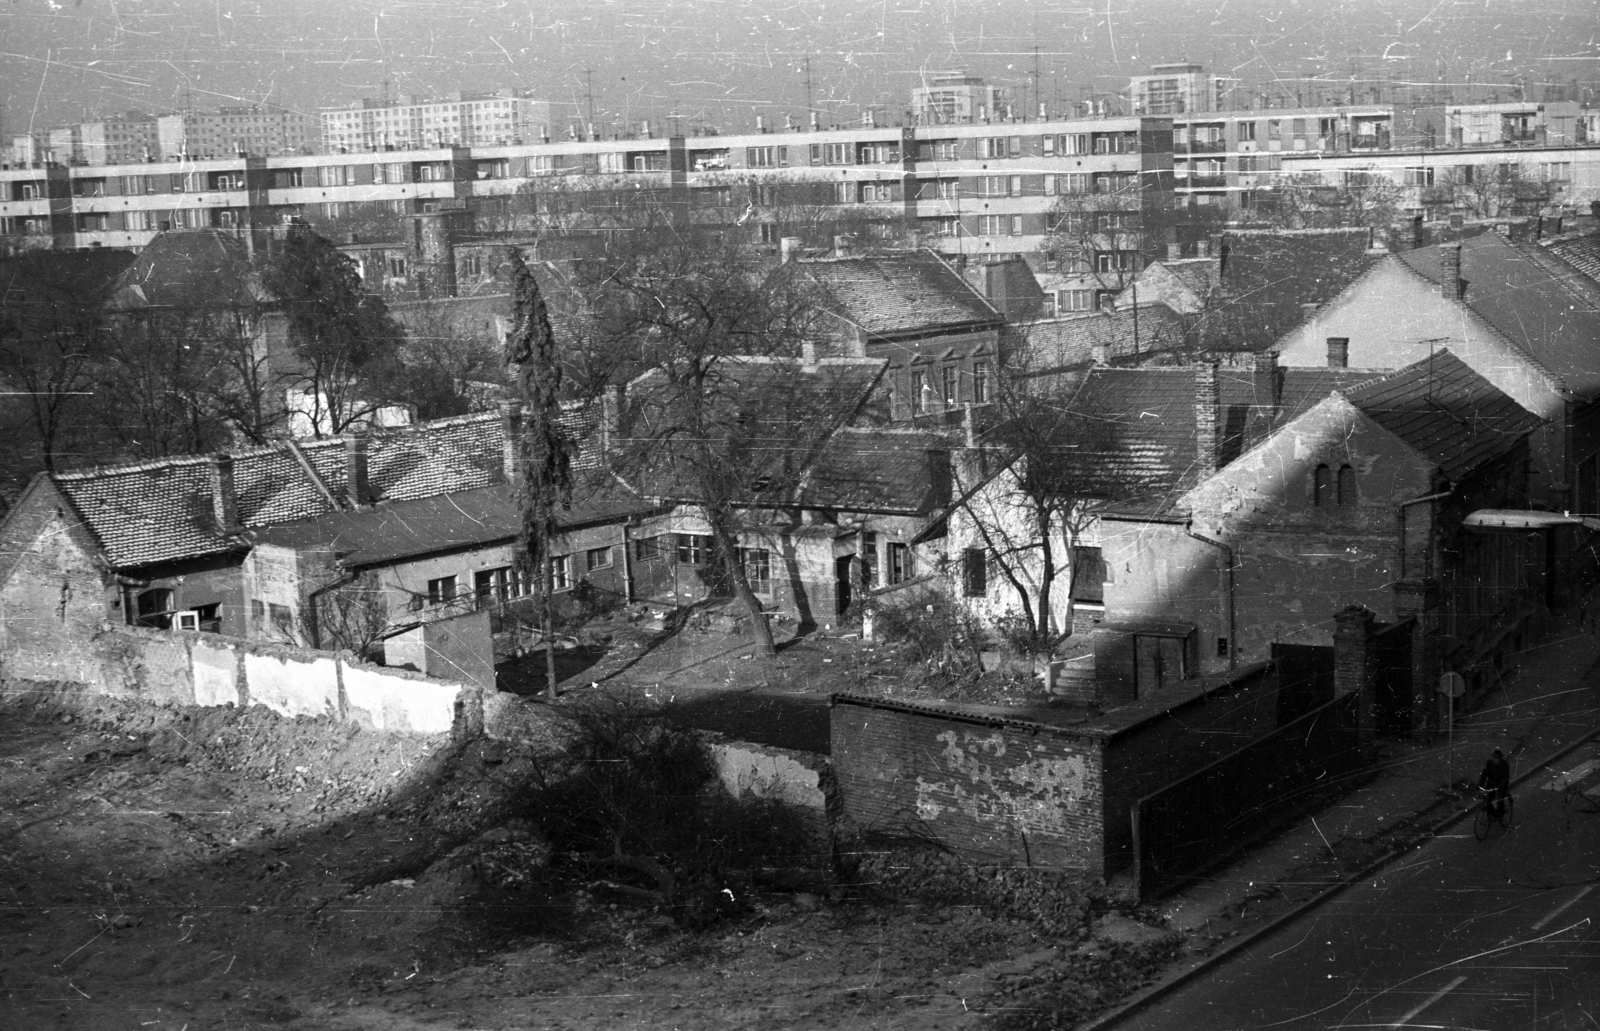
[1090, 343, 1110, 365]
[1250, 349, 1281, 418]
[499, 400, 525, 485]
[780, 236, 802, 263]
[1327, 336, 1350, 369]
[601, 385, 623, 454]
[344, 434, 370, 507]
[1195, 361, 1221, 479]
[1166, 241, 1182, 260]
[207, 454, 240, 533]
[1439, 242, 1463, 300]
[833, 234, 851, 257]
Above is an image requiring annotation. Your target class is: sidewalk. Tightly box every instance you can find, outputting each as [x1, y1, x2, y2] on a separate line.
[1157, 615, 1600, 944]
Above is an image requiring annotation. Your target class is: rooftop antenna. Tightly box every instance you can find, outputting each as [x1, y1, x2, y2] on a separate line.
[1031, 44, 1042, 119]
[803, 56, 814, 122]
[584, 68, 596, 132]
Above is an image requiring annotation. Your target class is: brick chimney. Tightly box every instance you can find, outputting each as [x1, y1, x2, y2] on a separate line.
[344, 434, 370, 508]
[1195, 361, 1221, 480]
[1327, 336, 1350, 369]
[1439, 242, 1463, 300]
[499, 400, 525, 486]
[1251, 349, 1281, 414]
[207, 454, 239, 533]
[601, 384, 623, 453]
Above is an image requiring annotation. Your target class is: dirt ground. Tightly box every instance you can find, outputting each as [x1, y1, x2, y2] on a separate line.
[0, 680, 1178, 1031]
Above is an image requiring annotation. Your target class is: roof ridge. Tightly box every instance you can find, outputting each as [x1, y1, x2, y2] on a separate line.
[53, 452, 218, 480]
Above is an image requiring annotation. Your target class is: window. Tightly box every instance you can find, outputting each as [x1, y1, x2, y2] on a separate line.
[942, 365, 957, 405]
[1069, 546, 1106, 605]
[1095, 250, 1137, 272]
[911, 370, 928, 413]
[427, 575, 458, 604]
[977, 214, 1006, 236]
[745, 146, 788, 168]
[20, 183, 40, 200]
[978, 137, 1008, 159]
[1238, 121, 1257, 142]
[1337, 465, 1356, 506]
[919, 178, 960, 200]
[135, 588, 176, 630]
[461, 254, 482, 277]
[677, 533, 714, 565]
[1057, 133, 1089, 155]
[857, 142, 900, 164]
[550, 555, 571, 591]
[587, 546, 613, 571]
[962, 548, 987, 597]
[1542, 162, 1573, 182]
[860, 182, 895, 203]
[1059, 172, 1090, 195]
[972, 361, 989, 404]
[820, 142, 851, 165]
[1268, 119, 1282, 139]
[1403, 166, 1435, 187]
[387, 256, 407, 279]
[861, 532, 878, 588]
[1313, 464, 1332, 507]
[475, 567, 527, 605]
[976, 175, 1009, 197]
[887, 543, 913, 585]
[925, 216, 960, 238]
[740, 548, 772, 595]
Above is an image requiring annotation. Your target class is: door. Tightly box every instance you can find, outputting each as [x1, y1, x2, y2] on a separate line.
[1373, 621, 1414, 738]
[1134, 634, 1185, 696]
[835, 556, 854, 616]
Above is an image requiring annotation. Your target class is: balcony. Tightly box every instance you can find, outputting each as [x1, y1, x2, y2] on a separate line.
[1175, 138, 1225, 156]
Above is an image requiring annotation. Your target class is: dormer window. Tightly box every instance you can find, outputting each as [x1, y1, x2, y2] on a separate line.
[1337, 464, 1356, 506]
[1313, 464, 1332, 507]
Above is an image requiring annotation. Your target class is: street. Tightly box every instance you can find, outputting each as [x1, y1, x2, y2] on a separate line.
[1120, 743, 1600, 1030]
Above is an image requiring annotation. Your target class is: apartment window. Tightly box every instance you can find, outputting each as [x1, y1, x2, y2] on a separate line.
[972, 361, 989, 404]
[1337, 465, 1357, 506]
[586, 546, 613, 571]
[962, 548, 988, 597]
[387, 256, 407, 278]
[887, 543, 913, 585]
[1058, 133, 1089, 155]
[1010, 215, 1024, 236]
[1059, 172, 1090, 194]
[942, 365, 957, 405]
[860, 182, 896, 203]
[474, 567, 526, 605]
[857, 142, 900, 164]
[677, 533, 714, 565]
[1009, 175, 1024, 196]
[1042, 134, 1056, 155]
[135, 588, 176, 630]
[745, 146, 788, 168]
[978, 137, 1007, 159]
[1095, 250, 1137, 272]
[976, 214, 1002, 237]
[1238, 121, 1257, 142]
[550, 555, 571, 591]
[19, 184, 40, 200]
[1403, 166, 1434, 187]
[427, 575, 458, 604]
[919, 178, 960, 200]
[925, 216, 961, 237]
[739, 548, 772, 595]
[461, 254, 482, 277]
[1268, 119, 1282, 139]
[1291, 118, 1307, 137]
[1542, 162, 1573, 182]
[1312, 464, 1332, 507]
[1319, 118, 1338, 137]
[911, 370, 928, 412]
[977, 175, 1009, 197]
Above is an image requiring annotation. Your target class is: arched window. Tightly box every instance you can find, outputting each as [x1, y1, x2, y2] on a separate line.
[1337, 464, 1357, 506]
[1312, 464, 1332, 507]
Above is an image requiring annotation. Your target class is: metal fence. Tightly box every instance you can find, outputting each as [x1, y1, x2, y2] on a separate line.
[1132, 690, 1366, 900]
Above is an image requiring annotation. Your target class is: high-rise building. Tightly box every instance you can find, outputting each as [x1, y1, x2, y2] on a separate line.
[80, 112, 160, 166]
[911, 73, 1006, 125]
[1129, 64, 1219, 116]
[156, 106, 315, 161]
[319, 91, 554, 152]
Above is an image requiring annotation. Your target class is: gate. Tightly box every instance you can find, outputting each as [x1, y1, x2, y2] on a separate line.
[1373, 619, 1414, 738]
[1272, 643, 1333, 726]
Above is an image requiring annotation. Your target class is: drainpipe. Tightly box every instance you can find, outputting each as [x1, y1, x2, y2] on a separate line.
[1396, 489, 1454, 580]
[1185, 522, 1235, 671]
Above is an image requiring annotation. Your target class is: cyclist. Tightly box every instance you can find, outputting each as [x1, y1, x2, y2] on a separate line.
[1479, 747, 1511, 822]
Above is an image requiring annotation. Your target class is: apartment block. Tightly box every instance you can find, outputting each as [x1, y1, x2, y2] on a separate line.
[79, 112, 160, 166]
[910, 72, 1006, 125]
[319, 92, 556, 152]
[156, 106, 315, 161]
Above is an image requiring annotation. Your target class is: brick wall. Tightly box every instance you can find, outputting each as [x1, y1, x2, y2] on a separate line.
[831, 699, 1105, 871]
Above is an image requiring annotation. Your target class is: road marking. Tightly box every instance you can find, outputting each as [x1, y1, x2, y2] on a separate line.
[1544, 759, 1600, 791]
[1388, 975, 1467, 1028]
[1532, 886, 1594, 930]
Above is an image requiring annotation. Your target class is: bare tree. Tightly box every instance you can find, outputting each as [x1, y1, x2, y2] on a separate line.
[303, 571, 392, 660]
[1258, 169, 1404, 229]
[585, 226, 837, 658]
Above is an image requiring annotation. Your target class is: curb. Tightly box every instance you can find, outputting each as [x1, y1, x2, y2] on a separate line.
[1076, 725, 1600, 1031]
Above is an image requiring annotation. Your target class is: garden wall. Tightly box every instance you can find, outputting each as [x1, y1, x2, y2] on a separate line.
[12, 624, 463, 735]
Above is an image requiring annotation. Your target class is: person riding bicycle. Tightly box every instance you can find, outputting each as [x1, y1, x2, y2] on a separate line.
[1479, 747, 1511, 821]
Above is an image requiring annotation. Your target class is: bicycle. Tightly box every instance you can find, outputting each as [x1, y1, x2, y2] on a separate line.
[1474, 786, 1514, 841]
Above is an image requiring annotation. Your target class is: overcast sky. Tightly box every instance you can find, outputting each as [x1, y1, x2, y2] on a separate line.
[2, 0, 1596, 136]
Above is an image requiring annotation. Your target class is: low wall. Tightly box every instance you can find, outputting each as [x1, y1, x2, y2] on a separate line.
[707, 737, 828, 812]
[15, 624, 464, 735]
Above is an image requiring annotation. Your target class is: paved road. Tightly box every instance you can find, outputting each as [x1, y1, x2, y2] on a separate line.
[1121, 744, 1600, 1030]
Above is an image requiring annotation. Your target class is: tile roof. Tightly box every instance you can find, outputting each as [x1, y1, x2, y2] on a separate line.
[1343, 350, 1542, 481]
[799, 427, 950, 513]
[1276, 367, 1387, 419]
[45, 400, 601, 570]
[1196, 229, 1383, 352]
[1396, 233, 1600, 397]
[796, 251, 1003, 340]
[1019, 304, 1189, 374]
[1542, 228, 1600, 285]
[248, 484, 652, 568]
[104, 229, 266, 310]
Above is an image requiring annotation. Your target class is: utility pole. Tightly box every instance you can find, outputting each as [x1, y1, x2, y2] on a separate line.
[584, 68, 596, 136]
[803, 56, 814, 122]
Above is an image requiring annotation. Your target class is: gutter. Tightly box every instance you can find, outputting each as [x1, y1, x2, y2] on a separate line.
[1396, 489, 1454, 580]
[1185, 522, 1235, 671]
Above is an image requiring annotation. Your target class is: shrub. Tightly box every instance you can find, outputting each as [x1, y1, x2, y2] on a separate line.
[870, 585, 987, 674]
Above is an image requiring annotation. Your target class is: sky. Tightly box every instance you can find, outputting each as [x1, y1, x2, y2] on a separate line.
[1, 0, 1596, 138]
